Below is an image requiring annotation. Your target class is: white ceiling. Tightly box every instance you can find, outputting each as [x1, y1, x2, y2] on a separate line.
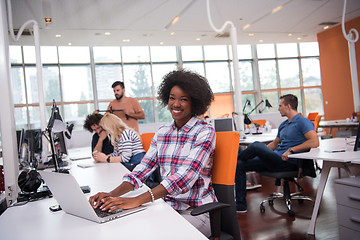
[7, 0, 360, 46]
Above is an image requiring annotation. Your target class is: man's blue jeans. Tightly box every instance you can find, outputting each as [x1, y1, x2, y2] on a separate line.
[235, 141, 297, 211]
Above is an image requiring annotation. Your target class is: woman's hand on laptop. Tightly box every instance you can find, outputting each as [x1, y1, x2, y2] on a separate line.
[100, 197, 142, 212]
[89, 192, 110, 209]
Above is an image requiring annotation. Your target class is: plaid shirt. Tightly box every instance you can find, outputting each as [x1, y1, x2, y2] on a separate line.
[123, 117, 216, 210]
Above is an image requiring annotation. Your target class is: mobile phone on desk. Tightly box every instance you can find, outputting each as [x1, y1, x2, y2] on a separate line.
[49, 205, 62, 212]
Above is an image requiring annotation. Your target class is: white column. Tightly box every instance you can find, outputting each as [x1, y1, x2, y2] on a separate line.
[0, 0, 19, 204]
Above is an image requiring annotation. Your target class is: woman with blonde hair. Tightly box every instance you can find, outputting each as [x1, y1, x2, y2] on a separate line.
[92, 113, 145, 170]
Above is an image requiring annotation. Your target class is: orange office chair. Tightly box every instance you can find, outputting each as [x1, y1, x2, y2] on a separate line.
[252, 119, 266, 127]
[140, 132, 160, 187]
[191, 131, 241, 240]
[307, 112, 319, 121]
[313, 115, 322, 133]
[140, 132, 155, 152]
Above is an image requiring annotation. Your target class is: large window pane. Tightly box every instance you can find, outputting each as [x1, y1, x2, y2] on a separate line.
[276, 43, 298, 58]
[278, 59, 300, 88]
[11, 66, 26, 104]
[205, 62, 231, 93]
[58, 46, 90, 63]
[14, 107, 28, 130]
[257, 44, 275, 58]
[152, 63, 177, 94]
[28, 106, 41, 129]
[122, 46, 150, 62]
[181, 46, 203, 61]
[23, 46, 36, 63]
[182, 63, 205, 76]
[261, 92, 279, 113]
[304, 88, 324, 115]
[237, 45, 252, 59]
[238, 61, 254, 91]
[95, 64, 123, 100]
[60, 65, 93, 102]
[93, 47, 121, 62]
[41, 46, 58, 63]
[123, 64, 152, 98]
[258, 60, 277, 89]
[302, 58, 321, 86]
[204, 45, 228, 60]
[138, 100, 154, 124]
[64, 103, 94, 127]
[300, 42, 319, 56]
[43, 66, 61, 103]
[24, 66, 39, 104]
[150, 46, 177, 62]
[156, 100, 172, 123]
[9, 46, 22, 63]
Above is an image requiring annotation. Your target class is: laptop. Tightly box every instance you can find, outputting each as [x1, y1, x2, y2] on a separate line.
[40, 171, 146, 223]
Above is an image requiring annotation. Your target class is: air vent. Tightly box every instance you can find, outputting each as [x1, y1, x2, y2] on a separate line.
[12, 28, 33, 36]
[319, 22, 338, 26]
[215, 32, 230, 38]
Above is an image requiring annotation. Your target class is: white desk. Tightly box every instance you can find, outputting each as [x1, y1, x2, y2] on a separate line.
[239, 129, 277, 146]
[0, 158, 207, 240]
[319, 120, 358, 135]
[289, 138, 360, 236]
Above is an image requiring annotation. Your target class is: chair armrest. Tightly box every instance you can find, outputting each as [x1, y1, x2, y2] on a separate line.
[191, 202, 230, 216]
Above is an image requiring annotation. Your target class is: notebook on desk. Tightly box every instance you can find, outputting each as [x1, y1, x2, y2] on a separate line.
[40, 171, 146, 223]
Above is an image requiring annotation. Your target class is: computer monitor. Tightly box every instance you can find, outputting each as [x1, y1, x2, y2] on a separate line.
[24, 129, 42, 154]
[354, 125, 360, 151]
[54, 131, 68, 156]
[212, 117, 235, 132]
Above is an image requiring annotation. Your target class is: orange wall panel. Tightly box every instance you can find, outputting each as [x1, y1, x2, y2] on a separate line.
[209, 94, 234, 118]
[317, 16, 360, 120]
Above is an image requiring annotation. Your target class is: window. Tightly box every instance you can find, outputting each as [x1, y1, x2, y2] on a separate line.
[10, 42, 322, 130]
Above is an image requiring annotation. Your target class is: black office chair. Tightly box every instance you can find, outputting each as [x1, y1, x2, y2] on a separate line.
[191, 131, 241, 240]
[258, 158, 316, 217]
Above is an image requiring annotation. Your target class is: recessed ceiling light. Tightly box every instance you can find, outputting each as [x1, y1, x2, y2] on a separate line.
[297, 37, 301, 40]
[160, 41, 164, 45]
[196, 38, 201, 41]
[323, 26, 329, 30]
[272, 5, 283, 14]
[55, 34, 61, 38]
[123, 39, 130, 42]
[170, 32, 175, 35]
[248, 33, 254, 37]
[105, 32, 111, 35]
[44, 17, 52, 23]
[288, 33, 292, 37]
[259, 40, 263, 43]
[242, 24, 251, 30]
[68, 42, 72, 46]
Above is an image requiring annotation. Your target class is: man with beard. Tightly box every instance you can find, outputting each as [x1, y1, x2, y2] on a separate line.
[107, 81, 145, 133]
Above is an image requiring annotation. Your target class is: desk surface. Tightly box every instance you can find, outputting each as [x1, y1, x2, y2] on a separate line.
[319, 120, 359, 128]
[0, 157, 207, 240]
[240, 129, 277, 146]
[289, 137, 360, 162]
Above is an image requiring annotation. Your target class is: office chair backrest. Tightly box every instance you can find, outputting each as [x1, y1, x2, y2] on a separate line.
[212, 131, 241, 240]
[140, 133, 155, 152]
[313, 115, 321, 133]
[252, 119, 266, 127]
[307, 112, 319, 121]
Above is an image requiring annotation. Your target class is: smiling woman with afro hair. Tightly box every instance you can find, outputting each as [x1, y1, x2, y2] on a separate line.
[158, 69, 214, 117]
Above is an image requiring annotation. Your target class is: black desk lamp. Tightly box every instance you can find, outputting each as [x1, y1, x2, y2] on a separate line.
[243, 99, 272, 125]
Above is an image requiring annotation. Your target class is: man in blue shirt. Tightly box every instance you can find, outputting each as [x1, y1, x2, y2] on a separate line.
[83, 113, 114, 155]
[235, 94, 319, 212]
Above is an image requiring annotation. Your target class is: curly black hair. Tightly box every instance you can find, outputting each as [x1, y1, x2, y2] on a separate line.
[157, 70, 214, 116]
[83, 113, 103, 132]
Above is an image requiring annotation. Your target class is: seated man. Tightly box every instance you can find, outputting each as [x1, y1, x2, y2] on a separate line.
[235, 94, 319, 212]
[83, 113, 113, 155]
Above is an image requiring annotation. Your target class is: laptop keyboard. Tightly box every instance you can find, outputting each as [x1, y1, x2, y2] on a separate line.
[94, 204, 123, 218]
